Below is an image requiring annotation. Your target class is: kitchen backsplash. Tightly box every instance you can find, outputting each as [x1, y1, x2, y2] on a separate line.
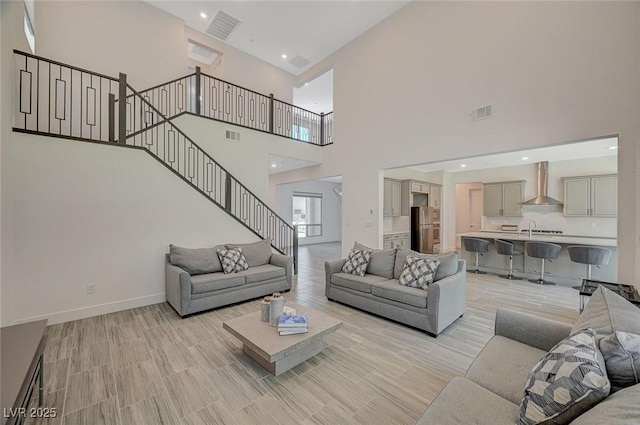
[384, 216, 410, 233]
[483, 211, 617, 238]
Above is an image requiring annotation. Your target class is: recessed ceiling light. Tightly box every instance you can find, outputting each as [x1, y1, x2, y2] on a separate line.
[304, 83, 309, 86]
[521, 156, 529, 160]
[281, 54, 287, 59]
[200, 12, 207, 18]
[271, 164, 276, 168]
[608, 146, 618, 150]
[460, 164, 467, 168]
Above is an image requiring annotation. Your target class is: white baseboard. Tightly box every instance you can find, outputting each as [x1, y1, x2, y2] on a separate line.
[11, 293, 166, 325]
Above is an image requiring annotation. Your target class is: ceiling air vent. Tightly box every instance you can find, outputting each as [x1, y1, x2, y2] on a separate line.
[470, 105, 493, 121]
[289, 55, 310, 68]
[206, 10, 241, 41]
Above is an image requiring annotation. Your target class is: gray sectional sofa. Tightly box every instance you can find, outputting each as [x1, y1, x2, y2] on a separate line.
[165, 240, 292, 316]
[417, 286, 640, 424]
[325, 246, 466, 336]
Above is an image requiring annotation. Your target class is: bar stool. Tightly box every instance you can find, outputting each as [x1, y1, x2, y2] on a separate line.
[463, 237, 490, 274]
[525, 242, 562, 285]
[494, 239, 523, 280]
[568, 246, 612, 290]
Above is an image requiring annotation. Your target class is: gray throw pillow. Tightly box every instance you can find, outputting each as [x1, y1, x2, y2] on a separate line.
[216, 247, 249, 274]
[341, 248, 372, 277]
[226, 240, 272, 268]
[600, 331, 640, 392]
[518, 328, 610, 425]
[394, 249, 459, 281]
[573, 286, 640, 336]
[169, 244, 222, 275]
[398, 256, 440, 290]
[353, 242, 396, 279]
[569, 384, 640, 425]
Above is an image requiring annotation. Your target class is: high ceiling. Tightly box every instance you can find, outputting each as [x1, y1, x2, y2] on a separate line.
[144, 1, 409, 76]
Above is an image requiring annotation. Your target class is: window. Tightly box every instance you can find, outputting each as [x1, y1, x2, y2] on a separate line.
[292, 192, 322, 237]
[292, 125, 310, 142]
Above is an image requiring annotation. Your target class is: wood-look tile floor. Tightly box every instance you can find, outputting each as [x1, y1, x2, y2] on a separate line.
[30, 242, 580, 425]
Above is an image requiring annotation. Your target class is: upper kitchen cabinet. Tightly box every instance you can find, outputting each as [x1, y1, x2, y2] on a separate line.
[429, 185, 442, 208]
[410, 181, 430, 194]
[483, 181, 525, 217]
[383, 178, 403, 217]
[563, 174, 617, 217]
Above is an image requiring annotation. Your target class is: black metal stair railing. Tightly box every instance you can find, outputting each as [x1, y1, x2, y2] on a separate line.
[12, 50, 298, 267]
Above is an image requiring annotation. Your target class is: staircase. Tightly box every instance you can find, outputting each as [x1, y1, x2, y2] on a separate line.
[12, 49, 317, 270]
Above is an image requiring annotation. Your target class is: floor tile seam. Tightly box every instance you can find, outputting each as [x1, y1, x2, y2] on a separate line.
[107, 333, 124, 425]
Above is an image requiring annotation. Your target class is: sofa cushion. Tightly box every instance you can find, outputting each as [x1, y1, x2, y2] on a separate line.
[341, 248, 372, 277]
[415, 377, 519, 425]
[354, 242, 396, 279]
[226, 240, 272, 268]
[465, 335, 547, 405]
[398, 256, 439, 290]
[191, 273, 245, 294]
[394, 249, 459, 281]
[236, 264, 286, 284]
[331, 273, 387, 294]
[371, 280, 428, 308]
[572, 286, 640, 336]
[217, 247, 249, 274]
[517, 328, 610, 425]
[169, 244, 223, 275]
[569, 383, 640, 425]
[600, 331, 640, 392]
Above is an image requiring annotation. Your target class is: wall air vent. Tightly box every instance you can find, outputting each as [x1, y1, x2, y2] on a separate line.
[225, 130, 241, 141]
[206, 10, 241, 41]
[289, 55, 310, 69]
[470, 105, 493, 121]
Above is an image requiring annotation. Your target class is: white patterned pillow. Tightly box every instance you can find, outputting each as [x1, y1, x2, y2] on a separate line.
[398, 255, 440, 290]
[518, 328, 610, 425]
[341, 249, 372, 277]
[216, 247, 249, 274]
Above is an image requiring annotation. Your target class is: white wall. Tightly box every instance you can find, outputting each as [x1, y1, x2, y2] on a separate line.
[276, 180, 342, 245]
[275, 1, 640, 285]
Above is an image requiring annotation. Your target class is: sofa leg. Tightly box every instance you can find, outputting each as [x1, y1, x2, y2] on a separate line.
[459, 314, 464, 318]
[425, 331, 437, 338]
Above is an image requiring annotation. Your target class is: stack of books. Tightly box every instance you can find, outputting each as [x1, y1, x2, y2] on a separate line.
[278, 315, 308, 335]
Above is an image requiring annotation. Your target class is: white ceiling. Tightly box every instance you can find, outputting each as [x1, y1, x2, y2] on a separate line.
[268, 153, 319, 174]
[293, 69, 333, 114]
[144, 1, 409, 76]
[408, 137, 618, 173]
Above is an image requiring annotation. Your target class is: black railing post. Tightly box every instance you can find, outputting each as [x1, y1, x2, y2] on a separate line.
[225, 173, 232, 212]
[118, 72, 127, 144]
[108, 93, 115, 142]
[320, 112, 325, 146]
[268, 93, 274, 134]
[195, 66, 201, 116]
[293, 225, 299, 275]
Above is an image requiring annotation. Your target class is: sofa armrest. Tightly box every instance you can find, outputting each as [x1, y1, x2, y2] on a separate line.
[324, 259, 347, 298]
[495, 309, 573, 352]
[427, 260, 467, 335]
[165, 262, 191, 316]
[270, 253, 293, 288]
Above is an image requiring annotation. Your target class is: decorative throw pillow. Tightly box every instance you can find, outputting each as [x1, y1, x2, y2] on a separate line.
[518, 328, 610, 425]
[353, 241, 396, 279]
[225, 240, 272, 267]
[216, 247, 249, 274]
[398, 255, 440, 290]
[599, 331, 640, 393]
[341, 248, 372, 277]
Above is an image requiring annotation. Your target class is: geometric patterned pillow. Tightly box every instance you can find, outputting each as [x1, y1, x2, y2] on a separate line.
[518, 328, 610, 425]
[341, 248, 372, 277]
[216, 247, 249, 274]
[398, 255, 440, 290]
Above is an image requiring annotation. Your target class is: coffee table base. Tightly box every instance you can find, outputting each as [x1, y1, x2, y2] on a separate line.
[243, 339, 328, 376]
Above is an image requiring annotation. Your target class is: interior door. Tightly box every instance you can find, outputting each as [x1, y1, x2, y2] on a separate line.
[469, 188, 482, 231]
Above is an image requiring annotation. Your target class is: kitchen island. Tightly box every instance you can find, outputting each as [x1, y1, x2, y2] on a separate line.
[457, 231, 617, 285]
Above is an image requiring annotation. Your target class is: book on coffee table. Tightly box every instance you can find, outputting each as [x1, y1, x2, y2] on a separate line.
[279, 328, 309, 336]
[278, 315, 308, 328]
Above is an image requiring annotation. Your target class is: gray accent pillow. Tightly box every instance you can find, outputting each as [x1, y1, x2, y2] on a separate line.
[341, 248, 372, 277]
[216, 247, 249, 274]
[169, 244, 222, 275]
[353, 242, 396, 279]
[569, 383, 640, 425]
[600, 331, 640, 392]
[518, 328, 610, 425]
[573, 286, 640, 336]
[398, 256, 440, 290]
[226, 240, 272, 268]
[394, 249, 459, 281]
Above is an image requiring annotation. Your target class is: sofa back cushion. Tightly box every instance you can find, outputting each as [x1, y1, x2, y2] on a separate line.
[572, 286, 640, 336]
[394, 249, 459, 282]
[169, 244, 223, 275]
[354, 242, 396, 279]
[568, 383, 640, 425]
[226, 240, 272, 268]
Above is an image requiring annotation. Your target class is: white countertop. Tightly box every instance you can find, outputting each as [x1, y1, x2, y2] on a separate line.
[458, 231, 617, 247]
[383, 231, 410, 236]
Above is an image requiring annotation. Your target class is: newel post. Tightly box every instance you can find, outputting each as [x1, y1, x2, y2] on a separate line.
[320, 112, 325, 146]
[268, 93, 274, 134]
[195, 66, 201, 115]
[118, 72, 127, 144]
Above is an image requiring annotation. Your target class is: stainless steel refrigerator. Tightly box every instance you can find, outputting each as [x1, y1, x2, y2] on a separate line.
[411, 206, 441, 254]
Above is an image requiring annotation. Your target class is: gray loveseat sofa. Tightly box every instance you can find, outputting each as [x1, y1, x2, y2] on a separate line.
[417, 286, 640, 424]
[166, 240, 292, 316]
[325, 246, 466, 336]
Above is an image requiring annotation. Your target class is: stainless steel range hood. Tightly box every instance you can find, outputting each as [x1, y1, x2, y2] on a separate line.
[522, 161, 563, 206]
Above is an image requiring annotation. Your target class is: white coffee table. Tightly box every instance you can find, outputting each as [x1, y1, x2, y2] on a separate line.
[223, 302, 342, 376]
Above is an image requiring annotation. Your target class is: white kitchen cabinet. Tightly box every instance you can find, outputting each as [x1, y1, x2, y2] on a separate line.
[383, 235, 393, 250]
[429, 185, 442, 208]
[391, 232, 410, 249]
[383, 179, 402, 217]
[483, 181, 524, 217]
[411, 181, 430, 194]
[563, 174, 617, 217]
